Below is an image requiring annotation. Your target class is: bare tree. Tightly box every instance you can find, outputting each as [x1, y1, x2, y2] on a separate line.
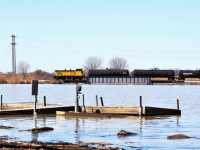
[82, 56, 103, 75]
[108, 57, 129, 69]
[174, 68, 181, 76]
[17, 60, 30, 75]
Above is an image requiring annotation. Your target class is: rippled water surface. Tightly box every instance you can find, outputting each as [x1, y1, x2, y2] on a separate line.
[0, 84, 200, 149]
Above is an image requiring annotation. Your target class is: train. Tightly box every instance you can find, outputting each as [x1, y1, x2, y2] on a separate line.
[134, 69, 200, 80]
[134, 69, 174, 80]
[179, 70, 200, 80]
[88, 69, 129, 76]
[54, 68, 83, 80]
[53, 68, 200, 81]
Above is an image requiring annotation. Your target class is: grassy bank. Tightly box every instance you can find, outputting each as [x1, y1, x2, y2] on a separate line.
[0, 73, 59, 84]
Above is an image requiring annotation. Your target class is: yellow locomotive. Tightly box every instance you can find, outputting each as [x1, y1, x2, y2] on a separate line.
[54, 68, 84, 80]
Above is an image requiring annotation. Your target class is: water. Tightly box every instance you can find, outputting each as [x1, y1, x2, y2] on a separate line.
[0, 84, 200, 149]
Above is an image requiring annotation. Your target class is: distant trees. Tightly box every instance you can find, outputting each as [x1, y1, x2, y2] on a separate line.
[82, 56, 104, 75]
[33, 69, 52, 80]
[17, 60, 30, 75]
[82, 56, 130, 75]
[108, 57, 129, 69]
[174, 68, 180, 76]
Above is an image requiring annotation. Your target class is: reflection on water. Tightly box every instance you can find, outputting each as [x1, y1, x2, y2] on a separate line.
[0, 114, 198, 149]
[0, 85, 200, 149]
[31, 115, 38, 142]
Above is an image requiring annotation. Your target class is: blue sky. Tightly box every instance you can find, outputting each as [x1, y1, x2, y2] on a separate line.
[0, 0, 200, 73]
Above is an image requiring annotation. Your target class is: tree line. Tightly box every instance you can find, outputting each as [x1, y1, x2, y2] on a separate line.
[82, 56, 129, 75]
[1, 58, 186, 78]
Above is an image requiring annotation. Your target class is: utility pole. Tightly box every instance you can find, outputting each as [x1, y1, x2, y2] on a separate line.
[11, 34, 16, 74]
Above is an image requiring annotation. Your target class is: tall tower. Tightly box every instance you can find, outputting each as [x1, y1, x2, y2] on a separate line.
[11, 34, 16, 74]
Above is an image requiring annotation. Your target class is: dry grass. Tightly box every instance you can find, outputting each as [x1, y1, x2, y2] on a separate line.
[0, 73, 56, 84]
[185, 78, 200, 81]
[0, 74, 7, 84]
[151, 77, 169, 81]
[50, 79, 59, 84]
[188, 82, 200, 85]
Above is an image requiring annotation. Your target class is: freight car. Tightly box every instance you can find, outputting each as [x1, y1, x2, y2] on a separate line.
[133, 69, 174, 80]
[179, 70, 200, 80]
[88, 69, 129, 76]
[53, 68, 84, 80]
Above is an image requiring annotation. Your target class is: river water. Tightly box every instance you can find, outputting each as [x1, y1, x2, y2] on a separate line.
[0, 84, 200, 149]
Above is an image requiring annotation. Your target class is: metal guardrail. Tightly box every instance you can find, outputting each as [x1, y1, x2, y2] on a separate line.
[86, 76, 151, 83]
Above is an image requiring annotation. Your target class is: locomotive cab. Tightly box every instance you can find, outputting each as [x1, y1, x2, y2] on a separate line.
[76, 68, 83, 73]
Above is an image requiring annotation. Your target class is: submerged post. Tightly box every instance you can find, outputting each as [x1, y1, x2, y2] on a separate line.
[96, 95, 98, 106]
[82, 94, 85, 112]
[43, 96, 46, 106]
[100, 97, 104, 106]
[177, 99, 179, 110]
[139, 96, 143, 116]
[1, 95, 2, 110]
[31, 80, 38, 115]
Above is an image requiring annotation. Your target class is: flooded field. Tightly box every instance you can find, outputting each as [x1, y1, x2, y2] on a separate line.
[0, 84, 200, 149]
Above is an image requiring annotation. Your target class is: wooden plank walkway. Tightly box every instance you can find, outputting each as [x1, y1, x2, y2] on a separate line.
[0, 103, 181, 116]
[57, 106, 181, 116]
[0, 106, 74, 115]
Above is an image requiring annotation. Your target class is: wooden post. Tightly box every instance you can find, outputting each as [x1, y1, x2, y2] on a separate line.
[82, 94, 85, 112]
[96, 95, 98, 106]
[100, 97, 104, 106]
[43, 96, 46, 106]
[140, 96, 142, 107]
[139, 96, 142, 116]
[177, 99, 179, 110]
[0, 95, 2, 109]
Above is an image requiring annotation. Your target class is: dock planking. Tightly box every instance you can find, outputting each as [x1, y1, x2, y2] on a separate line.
[85, 106, 181, 115]
[0, 106, 74, 115]
[57, 106, 181, 116]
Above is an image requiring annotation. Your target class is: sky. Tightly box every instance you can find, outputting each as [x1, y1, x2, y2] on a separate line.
[0, 0, 200, 73]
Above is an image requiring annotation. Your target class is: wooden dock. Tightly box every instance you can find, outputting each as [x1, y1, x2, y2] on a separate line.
[57, 106, 181, 116]
[0, 105, 74, 115]
[0, 102, 181, 116]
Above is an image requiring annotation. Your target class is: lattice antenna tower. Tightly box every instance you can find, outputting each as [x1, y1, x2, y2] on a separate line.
[11, 34, 16, 74]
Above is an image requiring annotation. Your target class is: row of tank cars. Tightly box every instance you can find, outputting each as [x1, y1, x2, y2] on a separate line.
[53, 68, 200, 81]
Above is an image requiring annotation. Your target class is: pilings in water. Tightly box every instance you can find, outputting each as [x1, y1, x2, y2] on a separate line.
[177, 99, 179, 110]
[100, 97, 104, 106]
[43, 96, 46, 106]
[139, 96, 142, 116]
[96, 95, 98, 106]
[1, 95, 2, 110]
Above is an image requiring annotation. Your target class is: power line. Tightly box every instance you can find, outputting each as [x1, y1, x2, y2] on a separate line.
[17, 36, 199, 54]
[17, 44, 97, 55]
[0, 37, 9, 39]
[17, 44, 200, 60]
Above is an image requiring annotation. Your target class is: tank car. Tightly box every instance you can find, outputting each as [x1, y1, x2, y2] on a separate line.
[88, 69, 129, 76]
[179, 70, 200, 80]
[133, 69, 174, 80]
